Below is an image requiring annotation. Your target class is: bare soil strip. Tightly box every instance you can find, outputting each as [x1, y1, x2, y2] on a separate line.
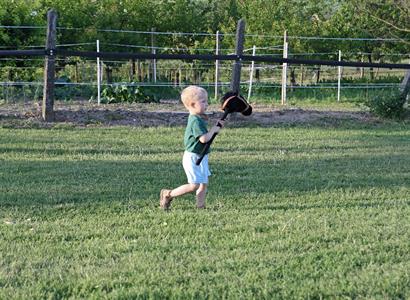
[0, 101, 378, 128]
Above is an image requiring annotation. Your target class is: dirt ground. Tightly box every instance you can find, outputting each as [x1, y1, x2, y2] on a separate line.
[0, 100, 380, 128]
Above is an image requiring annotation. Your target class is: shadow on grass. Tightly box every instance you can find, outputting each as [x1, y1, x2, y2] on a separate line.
[1, 151, 409, 208]
[0, 145, 180, 156]
[240, 199, 410, 212]
[1, 124, 409, 159]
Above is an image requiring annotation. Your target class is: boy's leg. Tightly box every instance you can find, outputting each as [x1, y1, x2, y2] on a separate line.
[160, 183, 199, 210]
[196, 183, 208, 209]
[170, 183, 198, 198]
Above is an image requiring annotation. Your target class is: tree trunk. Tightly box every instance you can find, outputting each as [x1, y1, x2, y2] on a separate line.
[75, 63, 79, 82]
[360, 55, 364, 78]
[290, 68, 296, 91]
[368, 54, 374, 80]
[138, 61, 143, 82]
[8, 69, 14, 81]
[106, 66, 113, 84]
[130, 59, 136, 81]
[176, 70, 180, 86]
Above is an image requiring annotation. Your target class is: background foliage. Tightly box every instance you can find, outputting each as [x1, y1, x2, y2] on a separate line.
[1, 0, 408, 58]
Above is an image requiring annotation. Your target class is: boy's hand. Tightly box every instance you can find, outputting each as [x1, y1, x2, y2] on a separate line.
[200, 121, 225, 143]
[210, 125, 221, 135]
[211, 120, 224, 134]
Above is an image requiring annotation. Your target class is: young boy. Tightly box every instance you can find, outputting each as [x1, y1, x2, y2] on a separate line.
[160, 85, 224, 210]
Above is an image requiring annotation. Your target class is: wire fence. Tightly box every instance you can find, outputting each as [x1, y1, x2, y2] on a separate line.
[1, 24, 409, 105]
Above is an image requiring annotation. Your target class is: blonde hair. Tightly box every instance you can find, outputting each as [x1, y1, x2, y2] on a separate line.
[181, 86, 208, 109]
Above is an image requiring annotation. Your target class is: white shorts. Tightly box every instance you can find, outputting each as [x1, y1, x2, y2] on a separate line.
[182, 151, 211, 184]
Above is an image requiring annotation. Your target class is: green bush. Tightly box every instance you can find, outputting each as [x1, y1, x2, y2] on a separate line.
[100, 84, 158, 104]
[364, 90, 407, 119]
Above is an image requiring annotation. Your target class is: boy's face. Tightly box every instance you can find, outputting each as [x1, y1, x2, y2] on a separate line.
[190, 97, 208, 115]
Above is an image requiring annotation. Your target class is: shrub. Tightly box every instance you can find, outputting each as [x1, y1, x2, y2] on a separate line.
[364, 90, 407, 119]
[100, 84, 157, 104]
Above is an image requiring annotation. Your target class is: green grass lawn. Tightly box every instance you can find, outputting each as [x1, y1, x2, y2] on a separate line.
[1, 122, 410, 299]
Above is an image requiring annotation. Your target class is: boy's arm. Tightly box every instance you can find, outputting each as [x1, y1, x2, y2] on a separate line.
[198, 121, 224, 144]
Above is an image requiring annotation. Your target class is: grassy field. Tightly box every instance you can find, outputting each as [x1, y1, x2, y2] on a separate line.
[1, 121, 410, 299]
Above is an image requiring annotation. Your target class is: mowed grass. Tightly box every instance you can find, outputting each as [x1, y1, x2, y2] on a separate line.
[1, 122, 410, 299]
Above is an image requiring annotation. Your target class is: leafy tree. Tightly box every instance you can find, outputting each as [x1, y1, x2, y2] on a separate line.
[0, 0, 44, 48]
[0, 0, 45, 81]
[1, 0, 408, 85]
[324, 0, 409, 60]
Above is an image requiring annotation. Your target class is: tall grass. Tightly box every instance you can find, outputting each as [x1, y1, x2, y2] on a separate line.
[1, 123, 409, 298]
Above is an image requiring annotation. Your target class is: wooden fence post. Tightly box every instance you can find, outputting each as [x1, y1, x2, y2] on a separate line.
[42, 9, 57, 122]
[230, 19, 245, 94]
[400, 70, 410, 100]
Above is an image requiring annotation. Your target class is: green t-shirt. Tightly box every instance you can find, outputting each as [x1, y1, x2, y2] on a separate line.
[184, 114, 209, 154]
